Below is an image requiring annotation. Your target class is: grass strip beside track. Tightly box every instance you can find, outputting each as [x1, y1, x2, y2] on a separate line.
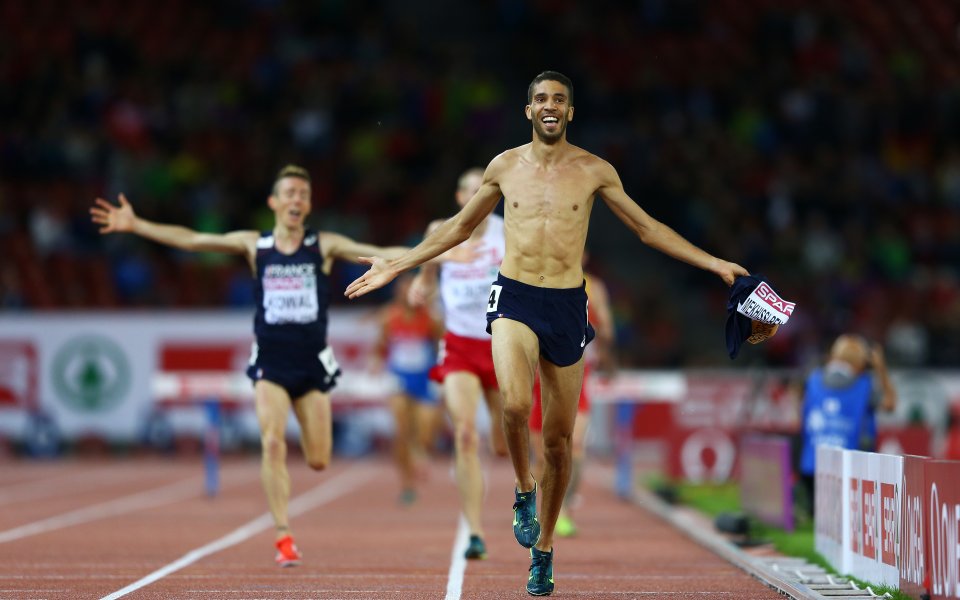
[650, 478, 912, 600]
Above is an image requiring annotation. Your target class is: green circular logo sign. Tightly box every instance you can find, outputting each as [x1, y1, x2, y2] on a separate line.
[52, 335, 130, 412]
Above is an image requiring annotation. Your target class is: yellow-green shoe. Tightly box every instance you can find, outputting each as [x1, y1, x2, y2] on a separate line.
[526, 546, 554, 596]
[555, 515, 577, 538]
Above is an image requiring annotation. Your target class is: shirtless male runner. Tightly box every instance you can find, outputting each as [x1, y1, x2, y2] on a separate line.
[346, 71, 748, 596]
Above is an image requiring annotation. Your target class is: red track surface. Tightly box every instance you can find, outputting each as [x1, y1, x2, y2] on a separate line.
[0, 455, 785, 599]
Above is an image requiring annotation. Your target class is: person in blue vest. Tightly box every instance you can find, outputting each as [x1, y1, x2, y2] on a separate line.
[798, 334, 897, 513]
[90, 164, 410, 567]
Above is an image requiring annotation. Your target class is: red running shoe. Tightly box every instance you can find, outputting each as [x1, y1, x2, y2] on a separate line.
[274, 535, 302, 567]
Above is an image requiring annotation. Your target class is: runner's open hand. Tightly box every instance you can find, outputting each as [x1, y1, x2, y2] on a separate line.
[90, 193, 136, 234]
[345, 257, 398, 299]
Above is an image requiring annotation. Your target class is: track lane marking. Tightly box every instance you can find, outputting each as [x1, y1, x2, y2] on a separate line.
[0, 461, 258, 509]
[100, 465, 377, 600]
[0, 476, 207, 544]
[443, 514, 469, 600]
[0, 465, 261, 543]
[0, 467, 132, 507]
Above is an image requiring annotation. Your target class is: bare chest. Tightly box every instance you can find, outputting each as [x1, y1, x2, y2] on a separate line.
[500, 166, 596, 217]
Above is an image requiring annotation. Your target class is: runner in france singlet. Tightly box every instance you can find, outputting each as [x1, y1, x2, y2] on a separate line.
[253, 230, 329, 348]
[438, 214, 504, 339]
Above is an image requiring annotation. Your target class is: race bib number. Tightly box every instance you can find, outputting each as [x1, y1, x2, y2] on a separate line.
[318, 346, 340, 377]
[487, 284, 502, 312]
[262, 263, 319, 324]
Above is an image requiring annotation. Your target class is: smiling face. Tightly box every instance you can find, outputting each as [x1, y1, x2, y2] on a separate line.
[268, 175, 312, 229]
[525, 79, 574, 144]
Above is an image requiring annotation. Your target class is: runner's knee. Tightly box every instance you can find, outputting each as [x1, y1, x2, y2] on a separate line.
[306, 455, 328, 471]
[542, 432, 572, 464]
[503, 399, 531, 427]
[302, 438, 330, 471]
[455, 421, 479, 452]
[261, 433, 286, 463]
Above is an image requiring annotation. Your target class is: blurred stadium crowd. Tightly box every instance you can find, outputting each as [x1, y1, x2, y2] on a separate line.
[2, 0, 959, 369]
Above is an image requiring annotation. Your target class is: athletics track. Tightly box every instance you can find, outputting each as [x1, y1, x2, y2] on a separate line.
[0, 455, 791, 599]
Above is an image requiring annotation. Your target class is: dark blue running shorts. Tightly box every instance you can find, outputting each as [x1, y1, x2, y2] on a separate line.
[246, 340, 342, 398]
[485, 272, 595, 367]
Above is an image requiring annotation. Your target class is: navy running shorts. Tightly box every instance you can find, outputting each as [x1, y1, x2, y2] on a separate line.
[246, 340, 341, 398]
[485, 272, 595, 367]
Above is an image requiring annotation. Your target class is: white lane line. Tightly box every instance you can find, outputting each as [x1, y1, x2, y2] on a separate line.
[444, 514, 470, 600]
[0, 476, 207, 544]
[100, 465, 377, 600]
[0, 462, 255, 508]
[0, 468, 125, 507]
[0, 464, 264, 543]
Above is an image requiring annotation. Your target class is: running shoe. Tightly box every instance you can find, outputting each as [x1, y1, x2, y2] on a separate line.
[398, 488, 417, 506]
[464, 534, 487, 559]
[512, 482, 540, 548]
[274, 535, 302, 567]
[526, 546, 554, 596]
[554, 514, 577, 538]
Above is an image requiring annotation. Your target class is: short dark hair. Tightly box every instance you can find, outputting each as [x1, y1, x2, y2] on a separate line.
[457, 167, 484, 191]
[272, 164, 311, 195]
[527, 71, 574, 106]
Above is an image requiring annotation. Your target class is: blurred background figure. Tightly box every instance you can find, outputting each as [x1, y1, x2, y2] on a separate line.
[796, 334, 897, 515]
[372, 274, 444, 505]
[530, 255, 617, 537]
[407, 166, 507, 560]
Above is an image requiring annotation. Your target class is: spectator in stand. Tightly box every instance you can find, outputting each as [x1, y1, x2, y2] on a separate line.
[3, 2, 959, 367]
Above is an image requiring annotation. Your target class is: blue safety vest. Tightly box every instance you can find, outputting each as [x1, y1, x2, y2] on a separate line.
[799, 369, 875, 475]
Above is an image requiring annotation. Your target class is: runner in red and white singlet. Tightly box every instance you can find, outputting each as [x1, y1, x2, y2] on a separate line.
[408, 167, 507, 560]
[432, 212, 505, 387]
